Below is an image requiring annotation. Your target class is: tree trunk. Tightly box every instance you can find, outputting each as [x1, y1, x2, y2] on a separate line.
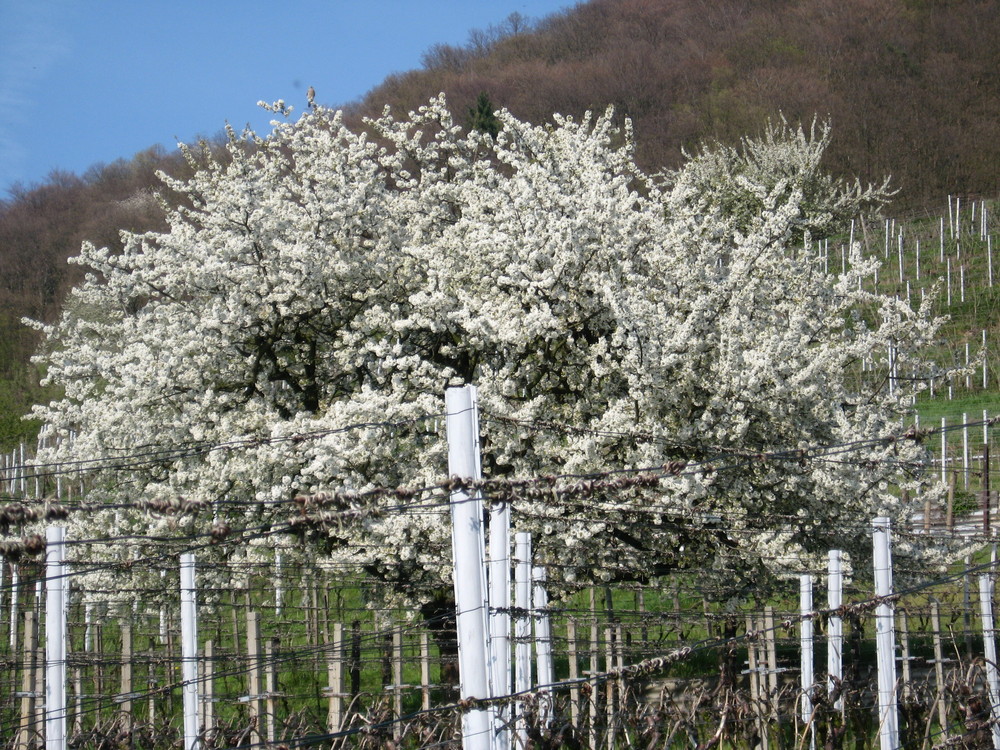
[420, 591, 460, 690]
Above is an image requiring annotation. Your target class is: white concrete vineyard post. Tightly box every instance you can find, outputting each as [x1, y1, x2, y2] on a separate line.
[533, 565, 554, 730]
[984, 331, 989, 390]
[799, 574, 814, 750]
[941, 215, 946, 260]
[446, 385, 493, 750]
[488, 428, 511, 750]
[827, 550, 843, 712]
[990, 236, 995, 287]
[978, 575, 1000, 749]
[180, 553, 200, 750]
[9, 564, 18, 649]
[897, 232, 904, 283]
[873, 517, 899, 750]
[514, 532, 533, 748]
[45, 526, 67, 750]
[275, 552, 283, 617]
[941, 418, 948, 484]
[964, 413, 970, 489]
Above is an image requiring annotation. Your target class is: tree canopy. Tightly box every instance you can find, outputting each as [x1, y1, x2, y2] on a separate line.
[25, 96, 951, 608]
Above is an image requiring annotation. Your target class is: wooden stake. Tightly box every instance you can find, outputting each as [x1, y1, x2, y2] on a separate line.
[73, 667, 83, 735]
[203, 639, 215, 744]
[247, 611, 263, 744]
[568, 619, 580, 734]
[265, 638, 277, 745]
[605, 625, 615, 749]
[588, 589, 599, 750]
[930, 601, 949, 738]
[32, 641, 43, 745]
[148, 654, 156, 727]
[747, 614, 769, 750]
[303, 574, 313, 647]
[231, 588, 240, 652]
[326, 622, 345, 735]
[310, 578, 320, 649]
[119, 622, 133, 725]
[764, 606, 779, 721]
[392, 626, 403, 744]
[95, 616, 105, 722]
[16, 611, 37, 750]
[898, 610, 911, 699]
[420, 631, 431, 713]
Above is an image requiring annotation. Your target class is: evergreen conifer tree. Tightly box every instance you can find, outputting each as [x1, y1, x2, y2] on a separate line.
[468, 92, 501, 139]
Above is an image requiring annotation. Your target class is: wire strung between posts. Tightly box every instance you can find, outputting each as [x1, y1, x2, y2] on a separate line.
[3, 396, 976, 490]
[0, 406, 984, 544]
[2, 412, 447, 482]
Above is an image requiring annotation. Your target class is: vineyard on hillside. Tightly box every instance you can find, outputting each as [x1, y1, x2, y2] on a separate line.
[854, 196, 999, 410]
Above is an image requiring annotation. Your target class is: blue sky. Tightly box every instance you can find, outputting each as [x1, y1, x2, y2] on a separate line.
[0, 0, 575, 196]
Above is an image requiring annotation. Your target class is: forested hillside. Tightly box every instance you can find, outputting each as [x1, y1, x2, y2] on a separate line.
[351, 0, 1000, 205]
[1, 0, 999, 446]
[0, 148, 179, 443]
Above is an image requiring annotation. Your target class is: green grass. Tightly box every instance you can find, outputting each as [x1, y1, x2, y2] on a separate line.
[916, 391, 1000, 424]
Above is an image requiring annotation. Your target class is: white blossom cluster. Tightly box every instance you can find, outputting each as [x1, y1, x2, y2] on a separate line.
[22, 96, 954, 609]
